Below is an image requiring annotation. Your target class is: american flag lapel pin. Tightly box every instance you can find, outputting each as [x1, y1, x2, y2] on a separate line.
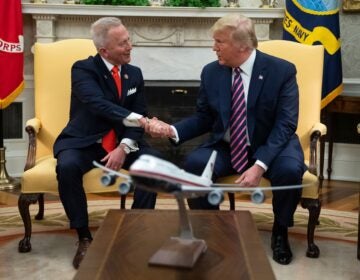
[259, 75, 263, 80]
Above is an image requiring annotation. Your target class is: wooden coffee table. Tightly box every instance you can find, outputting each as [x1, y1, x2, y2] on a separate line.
[74, 209, 275, 280]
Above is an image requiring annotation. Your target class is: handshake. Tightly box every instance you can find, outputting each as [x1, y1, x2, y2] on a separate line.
[139, 117, 175, 138]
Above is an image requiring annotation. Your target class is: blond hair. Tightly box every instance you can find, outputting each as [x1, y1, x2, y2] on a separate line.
[211, 14, 258, 49]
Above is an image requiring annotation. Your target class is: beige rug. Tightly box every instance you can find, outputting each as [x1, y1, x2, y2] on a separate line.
[0, 198, 359, 280]
[0, 198, 357, 242]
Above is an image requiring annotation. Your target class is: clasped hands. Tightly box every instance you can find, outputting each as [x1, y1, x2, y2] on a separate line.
[140, 117, 174, 138]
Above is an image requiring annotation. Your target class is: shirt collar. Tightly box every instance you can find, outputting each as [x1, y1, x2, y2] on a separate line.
[235, 49, 256, 77]
[100, 56, 121, 73]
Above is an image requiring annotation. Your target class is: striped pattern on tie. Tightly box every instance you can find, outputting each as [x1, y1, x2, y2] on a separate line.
[230, 67, 248, 173]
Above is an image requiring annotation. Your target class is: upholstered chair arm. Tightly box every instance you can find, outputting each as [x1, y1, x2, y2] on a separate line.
[24, 118, 42, 171]
[308, 122, 327, 176]
[310, 122, 327, 137]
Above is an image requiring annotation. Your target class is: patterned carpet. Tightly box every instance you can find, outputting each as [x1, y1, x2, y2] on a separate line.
[0, 198, 359, 280]
[0, 198, 357, 242]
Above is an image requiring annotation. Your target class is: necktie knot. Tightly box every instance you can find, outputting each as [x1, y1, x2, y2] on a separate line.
[111, 65, 119, 75]
[234, 67, 241, 75]
[111, 65, 122, 96]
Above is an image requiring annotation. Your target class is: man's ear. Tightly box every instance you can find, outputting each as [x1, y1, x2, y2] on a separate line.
[98, 48, 107, 58]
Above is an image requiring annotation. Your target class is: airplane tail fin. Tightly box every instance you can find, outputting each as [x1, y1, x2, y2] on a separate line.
[201, 150, 217, 181]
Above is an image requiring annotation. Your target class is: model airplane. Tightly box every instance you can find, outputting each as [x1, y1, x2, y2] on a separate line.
[94, 151, 309, 268]
[93, 151, 307, 205]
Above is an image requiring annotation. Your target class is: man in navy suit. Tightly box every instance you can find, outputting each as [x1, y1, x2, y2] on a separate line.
[147, 14, 306, 265]
[53, 17, 161, 269]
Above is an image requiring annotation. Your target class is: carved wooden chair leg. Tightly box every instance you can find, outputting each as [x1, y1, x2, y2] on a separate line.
[228, 193, 235, 210]
[120, 194, 126, 209]
[301, 198, 321, 258]
[35, 193, 45, 220]
[18, 193, 42, 253]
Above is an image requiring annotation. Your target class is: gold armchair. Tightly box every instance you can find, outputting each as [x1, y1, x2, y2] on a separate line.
[217, 40, 326, 258]
[18, 39, 127, 253]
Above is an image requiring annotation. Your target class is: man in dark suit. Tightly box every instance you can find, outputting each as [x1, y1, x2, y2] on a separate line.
[147, 14, 306, 265]
[53, 17, 161, 269]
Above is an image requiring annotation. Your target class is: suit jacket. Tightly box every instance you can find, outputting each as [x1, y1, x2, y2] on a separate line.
[174, 49, 304, 168]
[54, 54, 147, 157]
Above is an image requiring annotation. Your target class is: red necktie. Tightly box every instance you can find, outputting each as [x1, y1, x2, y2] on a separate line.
[102, 65, 122, 153]
[230, 67, 248, 173]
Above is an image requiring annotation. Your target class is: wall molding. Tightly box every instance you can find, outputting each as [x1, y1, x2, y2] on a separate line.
[343, 78, 360, 97]
[23, 4, 284, 44]
[322, 143, 360, 182]
[22, 4, 285, 18]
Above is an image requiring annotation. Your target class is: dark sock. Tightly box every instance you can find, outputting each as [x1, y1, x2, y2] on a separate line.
[76, 226, 92, 241]
[272, 220, 288, 238]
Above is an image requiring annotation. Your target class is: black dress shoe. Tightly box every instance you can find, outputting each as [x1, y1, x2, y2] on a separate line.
[271, 234, 293, 265]
[72, 238, 92, 269]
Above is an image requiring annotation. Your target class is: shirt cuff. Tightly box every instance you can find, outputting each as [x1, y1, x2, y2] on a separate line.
[122, 112, 143, 127]
[255, 160, 268, 172]
[170, 125, 179, 143]
[120, 138, 139, 153]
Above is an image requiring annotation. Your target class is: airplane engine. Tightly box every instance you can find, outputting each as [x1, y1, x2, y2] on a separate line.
[101, 174, 116, 186]
[207, 189, 224, 205]
[118, 182, 133, 195]
[251, 189, 265, 204]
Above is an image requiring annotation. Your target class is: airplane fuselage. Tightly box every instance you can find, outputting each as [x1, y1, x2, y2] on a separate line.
[129, 155, 213, 195]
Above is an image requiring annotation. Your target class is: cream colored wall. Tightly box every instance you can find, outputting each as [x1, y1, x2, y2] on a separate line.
[21, 0, 360, 81]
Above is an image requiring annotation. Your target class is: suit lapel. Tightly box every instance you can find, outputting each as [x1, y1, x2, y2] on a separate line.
[220, 66, 233, 129]
[120, 64, 130, 103]
[94, 54, 121, 101]
[247, 50, 267, 142]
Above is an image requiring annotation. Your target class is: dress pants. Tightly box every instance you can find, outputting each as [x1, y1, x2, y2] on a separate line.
[183, 141, 305, 227]
[55, 143, 160, 229]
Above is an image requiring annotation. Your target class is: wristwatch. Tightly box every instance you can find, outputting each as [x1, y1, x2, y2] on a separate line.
[121, 144, 131, 155]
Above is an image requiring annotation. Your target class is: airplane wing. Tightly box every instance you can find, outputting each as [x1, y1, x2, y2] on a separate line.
[210, 183, 311, 191]
[93, 158, 310, 205]
[181, 183, 310, 205]
[92, 161, 130, 180]
[181, 183, 310, 192]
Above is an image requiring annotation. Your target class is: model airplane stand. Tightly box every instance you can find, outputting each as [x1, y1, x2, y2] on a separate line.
[148, 192, 207, 268]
